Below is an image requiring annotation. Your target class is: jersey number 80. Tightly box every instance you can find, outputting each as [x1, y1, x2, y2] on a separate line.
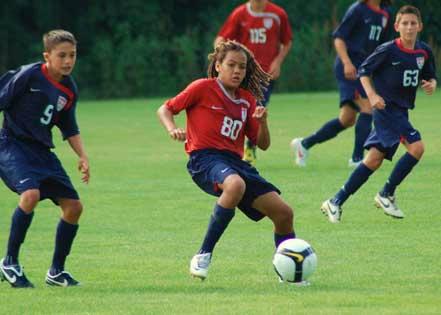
[221, 116, 243, 140]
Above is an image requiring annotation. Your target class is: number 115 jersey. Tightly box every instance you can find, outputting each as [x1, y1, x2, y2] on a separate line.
[165, 78, 259, 157]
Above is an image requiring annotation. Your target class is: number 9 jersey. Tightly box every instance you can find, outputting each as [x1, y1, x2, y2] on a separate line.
[358, 38, 437, 109]
[0, 62, 79, 148]
[165, 78, 259, 157]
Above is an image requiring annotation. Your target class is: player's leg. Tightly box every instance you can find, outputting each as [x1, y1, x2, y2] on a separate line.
[375, 140, 424, 219]
[46, 198, 82, 287]
[251, 192, 295, 247]
[1, 189, 39, 288]
[190, 169, 245, 280]
[351, 97, 372, 167]
[292, 103, 356, 167]
[321, 147, 385, 222]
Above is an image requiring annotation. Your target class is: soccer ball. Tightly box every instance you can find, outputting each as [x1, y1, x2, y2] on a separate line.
[273, 238, 317, 283]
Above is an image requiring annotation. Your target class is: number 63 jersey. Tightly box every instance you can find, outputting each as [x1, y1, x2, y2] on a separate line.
[0, 62, 79, 148]
[358, 38, 437, 109]
[165, 78, 259, 157]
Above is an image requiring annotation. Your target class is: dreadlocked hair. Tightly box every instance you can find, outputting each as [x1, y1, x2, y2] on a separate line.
[207, 40, 271, 103]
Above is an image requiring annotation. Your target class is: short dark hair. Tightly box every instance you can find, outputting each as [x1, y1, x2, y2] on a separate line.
[43, 29, 77, 52]
[360, 0, 392, 5]
[395, 5, 422, 24]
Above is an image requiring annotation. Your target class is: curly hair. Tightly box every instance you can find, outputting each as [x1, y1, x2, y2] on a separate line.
[207, 40, 271, 103]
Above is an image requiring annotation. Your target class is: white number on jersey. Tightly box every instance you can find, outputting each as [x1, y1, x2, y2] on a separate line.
[249, 28, 267, 44]
[40, 104, 54, 125]
[368, 25, 382, 41]
[403, 70, 419, 87]
[220, 116, 243, 140]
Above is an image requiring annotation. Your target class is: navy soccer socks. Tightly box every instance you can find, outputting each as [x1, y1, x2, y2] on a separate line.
[352, 113, 372, 162]
[332, 163, 374, 206]
[199, 204, 235, 254]
[302, 118, 346, 149]
[274, 232, 296, 248]
[5, 207, 34, 264]
[50, 219, 79, 273]
[380, 152, 419, 197]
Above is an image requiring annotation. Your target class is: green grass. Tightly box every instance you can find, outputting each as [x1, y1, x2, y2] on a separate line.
[1, 91, 440, 314]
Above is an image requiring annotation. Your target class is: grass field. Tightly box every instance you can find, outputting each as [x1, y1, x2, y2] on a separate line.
[1, 91, 440, 314]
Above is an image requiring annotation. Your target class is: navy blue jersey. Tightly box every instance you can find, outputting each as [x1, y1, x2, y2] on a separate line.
[333, 1, 391, 63]
[358, 39, 437, 109]
[0, 62, 79, 148]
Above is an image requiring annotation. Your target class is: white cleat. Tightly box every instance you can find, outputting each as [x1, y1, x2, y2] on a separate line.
[321, 199, 342, 223]
[374, 193, 404, 219]
[290, 138, 309, 167]
[190, 253, 212, 280]
[348, 158, 362, 168]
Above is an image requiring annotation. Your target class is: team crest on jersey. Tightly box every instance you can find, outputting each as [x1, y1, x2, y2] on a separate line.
[241, 108, 247, 122]
[382, 16, 388, 28]
[56, 96, 68, 111]
[416, 56, 425, 70]
[263, 18, 273, 29]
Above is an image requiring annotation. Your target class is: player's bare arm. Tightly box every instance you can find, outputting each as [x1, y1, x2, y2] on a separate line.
[67, 135, 90, 184]
[269, 41, 292, 80]
[360, 76, 385, 109]
[253, 106, 270, 150]
[334, 38, 357, 80]
[157, 104, 186, 142]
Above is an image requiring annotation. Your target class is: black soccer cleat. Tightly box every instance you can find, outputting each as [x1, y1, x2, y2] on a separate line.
[0, 258, 34, 288]
[45, 270, 80, 287]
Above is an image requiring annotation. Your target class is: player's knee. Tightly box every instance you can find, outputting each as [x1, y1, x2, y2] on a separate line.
[223, 175, 246, 198]
[272, 204, 293, 227]
[20, 190, 40, 211]
[409, 142, 424, 159]
[340, 116, 356, 128]
[64, 200, 83, 220]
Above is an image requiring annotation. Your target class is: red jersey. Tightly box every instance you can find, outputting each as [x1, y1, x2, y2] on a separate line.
[165, 78, 259, 157]
[217, 1, 292, 72]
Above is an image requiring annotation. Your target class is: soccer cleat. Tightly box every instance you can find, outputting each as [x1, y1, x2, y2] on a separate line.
[46, 270, 80, 287]
[320, 199, 342, 223]
[348, 158, 362, 168]
[374, 193, 404, 219]
[290, 138, 309, 167]
[190, 253, 212, 280]
[243, 145, 257, 165]
[0, 258, 34, 288]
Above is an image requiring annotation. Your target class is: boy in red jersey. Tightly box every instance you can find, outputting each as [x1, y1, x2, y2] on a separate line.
[157, 41, 298, 281]
[215, 0, 293, 164]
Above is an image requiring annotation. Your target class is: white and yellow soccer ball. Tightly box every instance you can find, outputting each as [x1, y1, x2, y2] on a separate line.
[273, 238, 317, 283]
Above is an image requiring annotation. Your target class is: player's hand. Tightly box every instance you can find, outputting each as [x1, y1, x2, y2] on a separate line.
[252, 106, 267, 123]
[168, 128, 186, 142]
[343, 62, 357, 80]
[368, 93, 385, 110]
[421, 80, 436, 95]
[78, 156, 90, 184]
[268, 61, 281, 80]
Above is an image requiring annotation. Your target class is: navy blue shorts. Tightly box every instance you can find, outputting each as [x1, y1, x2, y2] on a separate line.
[0, 131, 79, 204]
[187, 149, 280, 221]
[364, 105, 421, 160]
[334, 57, 367, 109]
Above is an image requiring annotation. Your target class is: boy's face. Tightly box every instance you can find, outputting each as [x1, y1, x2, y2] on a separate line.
[43, 42, 77, 80]
[395, 13, 422, 42]
[215, 50, 247, 91]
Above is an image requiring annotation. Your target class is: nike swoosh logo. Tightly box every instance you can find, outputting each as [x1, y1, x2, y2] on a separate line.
[221, 168, 229, 173]
[392, 62, 401, 66]
[281, 250, 304, 262]
[3, 272, 17, 283]
[410, 131, 417, 136]
[19, 178, 31, 184]
[211, 106, 223, 110]
[30, 88, 41, 92]
[378, 198, 390, 208]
